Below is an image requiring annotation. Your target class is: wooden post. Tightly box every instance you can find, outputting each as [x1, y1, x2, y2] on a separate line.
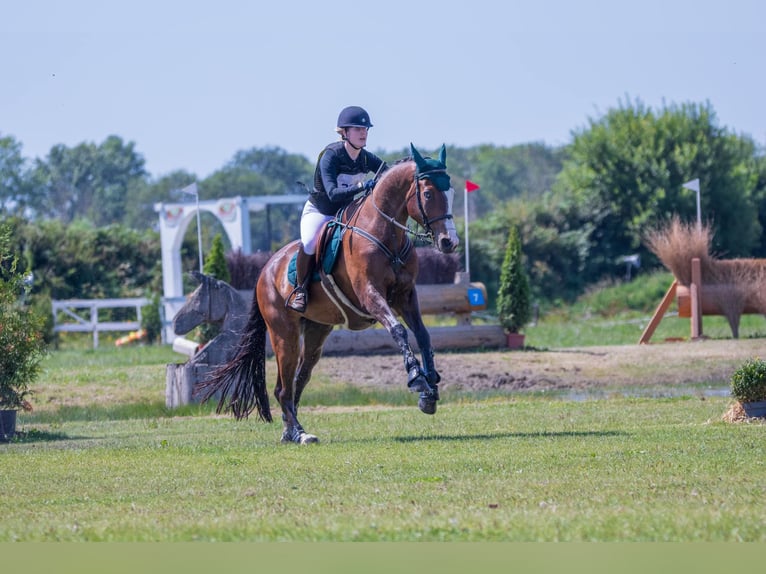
[638, 280, 678, 344]
[690, 257, 703, 339]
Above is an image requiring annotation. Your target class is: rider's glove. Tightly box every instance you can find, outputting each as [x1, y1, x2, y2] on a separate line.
[360, 179, 375, 192]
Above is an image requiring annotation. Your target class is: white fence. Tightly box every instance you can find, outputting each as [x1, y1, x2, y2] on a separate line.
[52, 298, 150, 349]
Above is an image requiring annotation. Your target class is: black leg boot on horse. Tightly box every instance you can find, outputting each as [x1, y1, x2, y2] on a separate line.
[286, 244, 315, 313]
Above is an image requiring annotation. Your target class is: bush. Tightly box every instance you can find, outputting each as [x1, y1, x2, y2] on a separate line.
[730, 357, 766, 403]
[0, 224, 48, 410]
[497, 226, 531, 333]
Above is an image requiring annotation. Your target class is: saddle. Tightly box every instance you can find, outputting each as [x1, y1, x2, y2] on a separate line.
[286, 201, 377, 323]
[287, 221, 344, 287]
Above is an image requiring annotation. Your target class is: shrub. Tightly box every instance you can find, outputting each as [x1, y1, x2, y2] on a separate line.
[0, 224, 48, 410]
[497, 226, 531, 333]
[730, 357, 766, 403]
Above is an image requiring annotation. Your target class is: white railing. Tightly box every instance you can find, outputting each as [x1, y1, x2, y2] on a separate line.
[52, 298, 150, 349]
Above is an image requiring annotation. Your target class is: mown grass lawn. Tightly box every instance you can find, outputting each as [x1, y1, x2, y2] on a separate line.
[3, 391, 765, 542]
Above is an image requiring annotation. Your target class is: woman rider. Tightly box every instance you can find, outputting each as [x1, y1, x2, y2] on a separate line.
[286, 106, 386, 312]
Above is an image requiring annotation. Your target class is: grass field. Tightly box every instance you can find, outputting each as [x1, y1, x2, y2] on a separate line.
[2, 340, 766, 542]
[4, 270, 766, 543]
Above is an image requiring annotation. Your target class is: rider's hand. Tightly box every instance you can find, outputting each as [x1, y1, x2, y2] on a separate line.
[362, 179, 375, 191]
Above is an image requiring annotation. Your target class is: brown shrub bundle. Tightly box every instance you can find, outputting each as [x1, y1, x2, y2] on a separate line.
[643, 216, 715, 285]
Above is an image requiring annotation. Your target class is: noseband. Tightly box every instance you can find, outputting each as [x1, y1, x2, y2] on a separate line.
[414, 168, 454, 237]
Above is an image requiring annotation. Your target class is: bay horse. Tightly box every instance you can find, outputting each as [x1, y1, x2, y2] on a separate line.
[195, 144, 459, 444]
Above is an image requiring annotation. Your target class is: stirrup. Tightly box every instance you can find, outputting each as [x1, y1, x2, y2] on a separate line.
[286, 286, 308, 313]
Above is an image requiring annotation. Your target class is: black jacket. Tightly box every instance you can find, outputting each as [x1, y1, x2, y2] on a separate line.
[309, 141, 384, 215]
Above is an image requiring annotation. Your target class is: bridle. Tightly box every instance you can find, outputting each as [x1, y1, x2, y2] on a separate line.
[333, 163, 453, 269]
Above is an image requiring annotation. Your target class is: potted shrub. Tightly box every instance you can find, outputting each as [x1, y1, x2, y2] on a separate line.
[497, 226, 531, 349]
[730, 357, 766, 418]
[1, 224, 48, 441]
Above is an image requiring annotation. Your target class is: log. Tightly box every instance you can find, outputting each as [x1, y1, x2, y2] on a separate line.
[676, 284, 763, 317]
[416, 282, 488, 314]
[320, 324, 506, 356]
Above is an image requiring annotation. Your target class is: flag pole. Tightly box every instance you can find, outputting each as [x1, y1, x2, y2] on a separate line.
[682, 178, 701, 230]
[181, 182, 204, 272]
[464, 184, 470, 278]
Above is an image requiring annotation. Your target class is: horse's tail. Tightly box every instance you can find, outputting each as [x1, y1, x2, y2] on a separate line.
[193, 296, 272, 422]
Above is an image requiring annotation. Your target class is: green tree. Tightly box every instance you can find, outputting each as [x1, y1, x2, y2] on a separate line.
[0, 222, 47, 410]
[201, 147, 312, 250]
[0, 133, 29, 216]
[556, 99, 763, 282]
[124, 170, 198, 231]
[497, 225, 531, 333]
[204, 234, 231, 282]
[28, 135, 148, 225]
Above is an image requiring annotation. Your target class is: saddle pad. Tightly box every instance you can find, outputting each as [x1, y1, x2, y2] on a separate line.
[287, 222, 343, 287]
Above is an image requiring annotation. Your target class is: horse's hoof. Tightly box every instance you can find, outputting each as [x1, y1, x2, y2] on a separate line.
[299, 433, 319, 444]
[407, 368, 430, 394]
[281, 428, 319, 444]
[418, 394, 438, 415]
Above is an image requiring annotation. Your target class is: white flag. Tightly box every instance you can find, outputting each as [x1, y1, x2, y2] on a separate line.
[180, 182, 199, 196]
[682, 178, 700, 193]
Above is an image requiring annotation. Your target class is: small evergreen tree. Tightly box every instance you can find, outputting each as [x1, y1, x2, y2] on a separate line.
[497, 226, 531, 333]
[204, 234, 231, 283]
[197, 234, 231, 344]
[0, 223, 47, 410]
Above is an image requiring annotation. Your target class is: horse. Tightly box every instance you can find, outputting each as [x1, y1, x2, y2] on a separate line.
[195, 143, 459, 444]
[172, 270, 250, 368]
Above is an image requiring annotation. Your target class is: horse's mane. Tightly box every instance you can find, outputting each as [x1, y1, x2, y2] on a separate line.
[377, 156, 413, 188]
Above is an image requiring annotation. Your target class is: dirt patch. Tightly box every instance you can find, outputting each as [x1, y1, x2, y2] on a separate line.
[313, 338, 765, 396]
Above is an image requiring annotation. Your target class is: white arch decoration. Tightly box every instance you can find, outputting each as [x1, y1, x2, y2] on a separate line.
[154, 194, 305, 341]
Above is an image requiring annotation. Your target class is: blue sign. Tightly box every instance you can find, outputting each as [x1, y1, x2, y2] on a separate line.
[467, 288, 485, 307]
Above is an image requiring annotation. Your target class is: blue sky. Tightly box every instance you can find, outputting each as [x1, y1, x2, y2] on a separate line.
[2, 0, 764, 180]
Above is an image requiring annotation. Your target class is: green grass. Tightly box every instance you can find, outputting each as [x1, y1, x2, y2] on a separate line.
[3, 396, 765, 541]
[4, 275, 766, 542]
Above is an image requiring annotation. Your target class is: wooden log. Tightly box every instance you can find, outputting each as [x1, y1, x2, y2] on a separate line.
[676, 285, 762, 317]
[320, 324, 507, 356]
[416, 282, 488, 314]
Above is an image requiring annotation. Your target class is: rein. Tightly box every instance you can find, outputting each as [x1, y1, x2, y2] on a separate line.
[330, 162, 452, 271]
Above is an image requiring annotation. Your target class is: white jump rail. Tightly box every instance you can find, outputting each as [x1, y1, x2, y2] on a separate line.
[52, 297, 149, 349]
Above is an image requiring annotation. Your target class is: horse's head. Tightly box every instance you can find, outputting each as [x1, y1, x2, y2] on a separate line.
[409, 143, 460, 254]
[173, 271, 227, 335]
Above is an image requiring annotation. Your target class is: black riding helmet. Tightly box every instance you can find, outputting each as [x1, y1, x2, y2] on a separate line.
[337, 106, 373, 129]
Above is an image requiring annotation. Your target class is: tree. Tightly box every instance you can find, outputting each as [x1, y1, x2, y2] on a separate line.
[497, 226, 531, 334]
[556, 99, 763, 282]
[28, 135, 148, 225]
[0, 222, 47, 410]
[0, 134, 29, 216]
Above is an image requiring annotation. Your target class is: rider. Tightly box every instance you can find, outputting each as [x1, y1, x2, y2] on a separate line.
[286, 106, 386, 312]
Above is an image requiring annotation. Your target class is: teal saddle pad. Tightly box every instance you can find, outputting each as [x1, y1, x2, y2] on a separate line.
[288, 223, 343, 287]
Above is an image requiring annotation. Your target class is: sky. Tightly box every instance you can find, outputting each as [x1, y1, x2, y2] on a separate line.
[2, 0, 764, 181]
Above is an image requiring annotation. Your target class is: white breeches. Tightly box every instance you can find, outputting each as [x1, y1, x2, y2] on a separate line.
[300, 201, 334, 255]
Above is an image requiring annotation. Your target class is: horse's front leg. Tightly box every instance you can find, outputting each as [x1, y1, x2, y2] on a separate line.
[369, 295, 437, 413]
[400, 293, 440, 415]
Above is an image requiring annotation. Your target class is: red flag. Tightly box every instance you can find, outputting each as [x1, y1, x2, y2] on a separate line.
[465, 180, 480, 192]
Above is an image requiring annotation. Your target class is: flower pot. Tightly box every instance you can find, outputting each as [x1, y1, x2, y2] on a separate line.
[0, 410, 17, 443]
[742, 400, 766, 418]
[506, 332, 525, 349]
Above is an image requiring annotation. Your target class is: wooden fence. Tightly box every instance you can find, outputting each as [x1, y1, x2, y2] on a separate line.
[52, 298, 149, 349]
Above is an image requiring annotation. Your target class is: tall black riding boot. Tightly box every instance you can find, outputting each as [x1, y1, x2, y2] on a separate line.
[287, 245, 314, 313]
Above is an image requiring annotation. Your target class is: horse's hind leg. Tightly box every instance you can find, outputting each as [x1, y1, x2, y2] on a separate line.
[273, 321, 332, 445]
[294, 321, 333, 408]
